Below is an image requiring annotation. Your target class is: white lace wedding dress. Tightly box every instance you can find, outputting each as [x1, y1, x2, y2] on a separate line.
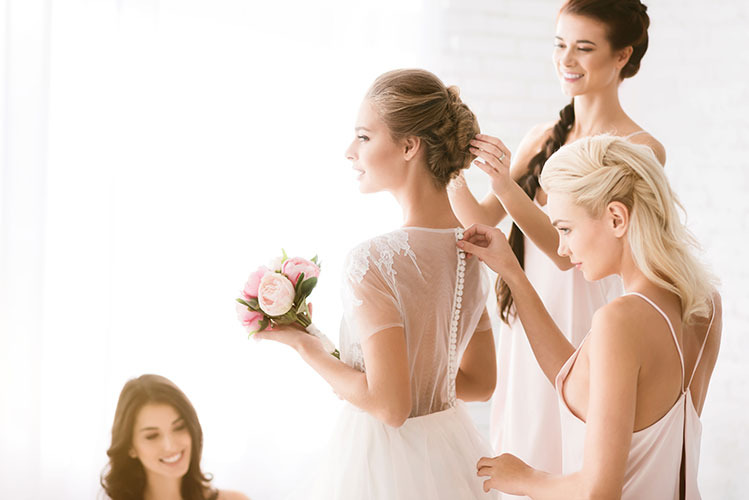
[298, 227, 498, 499]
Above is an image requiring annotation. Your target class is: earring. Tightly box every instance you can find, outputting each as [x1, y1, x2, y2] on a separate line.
[129, 449, 137, 459]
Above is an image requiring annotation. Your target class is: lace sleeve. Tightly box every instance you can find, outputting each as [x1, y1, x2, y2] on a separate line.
[342, 233, 409, 341]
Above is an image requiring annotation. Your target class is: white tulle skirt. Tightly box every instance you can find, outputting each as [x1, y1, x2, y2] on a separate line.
[295, 402, 499, 500]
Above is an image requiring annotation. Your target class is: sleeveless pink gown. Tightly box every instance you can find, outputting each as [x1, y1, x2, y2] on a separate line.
[556, 292, 715, 499]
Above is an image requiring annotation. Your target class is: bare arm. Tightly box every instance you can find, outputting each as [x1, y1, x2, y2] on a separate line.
[478, 305, 640, 499]
[448, 174, 508, 228]
[470, 130, 574, 271]
[448, 125, 551, 228]
[255, 325, 411, 428]
[458, 224, 574, 383]
[456, 316, 496, 402]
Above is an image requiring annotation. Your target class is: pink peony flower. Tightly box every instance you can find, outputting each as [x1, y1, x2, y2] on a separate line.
[243, 266, 271, 299]
[235, 302, 264, 333]
[282, 257, 320, 287]
[257, 272, 296, 316]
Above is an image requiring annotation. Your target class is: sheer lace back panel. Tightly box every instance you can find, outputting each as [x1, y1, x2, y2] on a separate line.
[340, 228, 491, 417]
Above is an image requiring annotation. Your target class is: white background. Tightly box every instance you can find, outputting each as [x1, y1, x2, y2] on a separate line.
[1, 1, 747, 499]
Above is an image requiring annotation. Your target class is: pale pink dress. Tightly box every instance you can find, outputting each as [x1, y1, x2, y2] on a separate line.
[556, 292, 716, 499]
[489, 202, 623, 499]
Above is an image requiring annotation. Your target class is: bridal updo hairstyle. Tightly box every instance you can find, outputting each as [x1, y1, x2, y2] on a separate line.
[498, 0, 651, 322]
[541, 136, 716, 323]
[101, 374, 214, 500]
[366, 69, 479, 188]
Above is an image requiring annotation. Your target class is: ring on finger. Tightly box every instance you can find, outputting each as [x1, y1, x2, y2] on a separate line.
[498, 151, 506, 162]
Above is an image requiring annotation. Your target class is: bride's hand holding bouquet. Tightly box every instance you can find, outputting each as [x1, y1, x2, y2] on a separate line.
[236, 251, 340, 358]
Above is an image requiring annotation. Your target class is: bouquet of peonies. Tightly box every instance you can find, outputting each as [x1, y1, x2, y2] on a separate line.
[236, 251, 340, 358]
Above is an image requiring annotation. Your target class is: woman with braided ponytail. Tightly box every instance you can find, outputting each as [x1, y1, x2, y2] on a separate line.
[448, 0, 665, 485]
[462, 136, 720, 499]
[256, 69, 498, 499]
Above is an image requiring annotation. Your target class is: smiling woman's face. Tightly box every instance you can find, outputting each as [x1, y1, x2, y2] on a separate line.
[553, 12, 628, 97]
[130, 403, 192, 481]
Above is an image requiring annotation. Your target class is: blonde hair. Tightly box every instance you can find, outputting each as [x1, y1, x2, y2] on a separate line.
[540, 135, 716, 322]
[366, 69, 479, 188]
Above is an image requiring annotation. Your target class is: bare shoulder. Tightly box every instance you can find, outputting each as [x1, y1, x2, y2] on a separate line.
[519, 121, 555, 154]
[588, 297, 650, 355]
[510, 121, 555, 178]
[218, 490, 251, 500]
[628, 131, 667, 166]
[703, 289, 723, 354]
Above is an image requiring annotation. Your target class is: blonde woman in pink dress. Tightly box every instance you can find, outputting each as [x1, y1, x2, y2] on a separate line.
[448, 1, 665, 489]
[460, 135, 721, 499]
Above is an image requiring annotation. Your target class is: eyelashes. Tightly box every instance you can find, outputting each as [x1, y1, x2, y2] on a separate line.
[553, 43, 593, 52]
[142, 425, 187, 441]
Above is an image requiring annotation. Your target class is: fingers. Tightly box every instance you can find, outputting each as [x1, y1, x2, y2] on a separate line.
[470, 138, 507, 164]
[471, 156, 498, 177]
[470, 148, 504, 173]
[457, 239, 483, 259]
[483, 479, 491, 493]
[475, 133, 511, 156]
[476, 456, 495, 469]
[462, 223, 498, 244]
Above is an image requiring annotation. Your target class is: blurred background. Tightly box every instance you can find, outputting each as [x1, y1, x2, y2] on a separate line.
[1, 0, 747, 498]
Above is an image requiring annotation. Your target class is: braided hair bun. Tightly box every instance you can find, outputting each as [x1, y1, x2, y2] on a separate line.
[367, 69, 479, 188]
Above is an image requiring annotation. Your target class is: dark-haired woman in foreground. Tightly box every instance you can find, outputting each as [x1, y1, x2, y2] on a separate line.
[448, 0, 666, 483]
[101, 374, 249, 500]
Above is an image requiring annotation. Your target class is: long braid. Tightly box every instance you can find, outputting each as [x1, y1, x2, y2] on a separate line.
[496, 101, 575, 323]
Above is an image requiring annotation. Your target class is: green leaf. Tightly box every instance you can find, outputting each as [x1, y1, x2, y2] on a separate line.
[298, 276, 318, 301]
[281, 248, 288, 263]
[236, 297, 260, 311]
[294, 272, 306, 295]
[249, 318, 269, 338]
[311, 255, 318, 264]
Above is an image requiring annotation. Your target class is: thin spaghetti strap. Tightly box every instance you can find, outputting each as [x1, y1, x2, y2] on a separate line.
[625, 130, 649, 140]
[625, 292, 685, 389]
[686, 298, 717, 389]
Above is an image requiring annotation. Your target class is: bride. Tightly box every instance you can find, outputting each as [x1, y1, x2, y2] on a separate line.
[254, 68, 498, 499]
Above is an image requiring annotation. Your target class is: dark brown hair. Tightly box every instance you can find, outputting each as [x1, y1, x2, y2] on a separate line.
[101, 374, 215, 500]
[367, 69, 480, 188]
[498, 0, 651, 323]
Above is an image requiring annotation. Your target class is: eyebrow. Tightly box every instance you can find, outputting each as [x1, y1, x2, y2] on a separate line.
[138, 417, 184, 432]
[555, 36, 597, 45]
[551, 219, 570, 227]
[355, 127, 371, 132]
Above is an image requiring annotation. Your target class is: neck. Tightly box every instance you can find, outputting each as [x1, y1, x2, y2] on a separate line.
[570, 83, 627, 139]
[618, 241, 652, 294]
[144, 473, 183, 500]
[391, 164, 461, 228]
